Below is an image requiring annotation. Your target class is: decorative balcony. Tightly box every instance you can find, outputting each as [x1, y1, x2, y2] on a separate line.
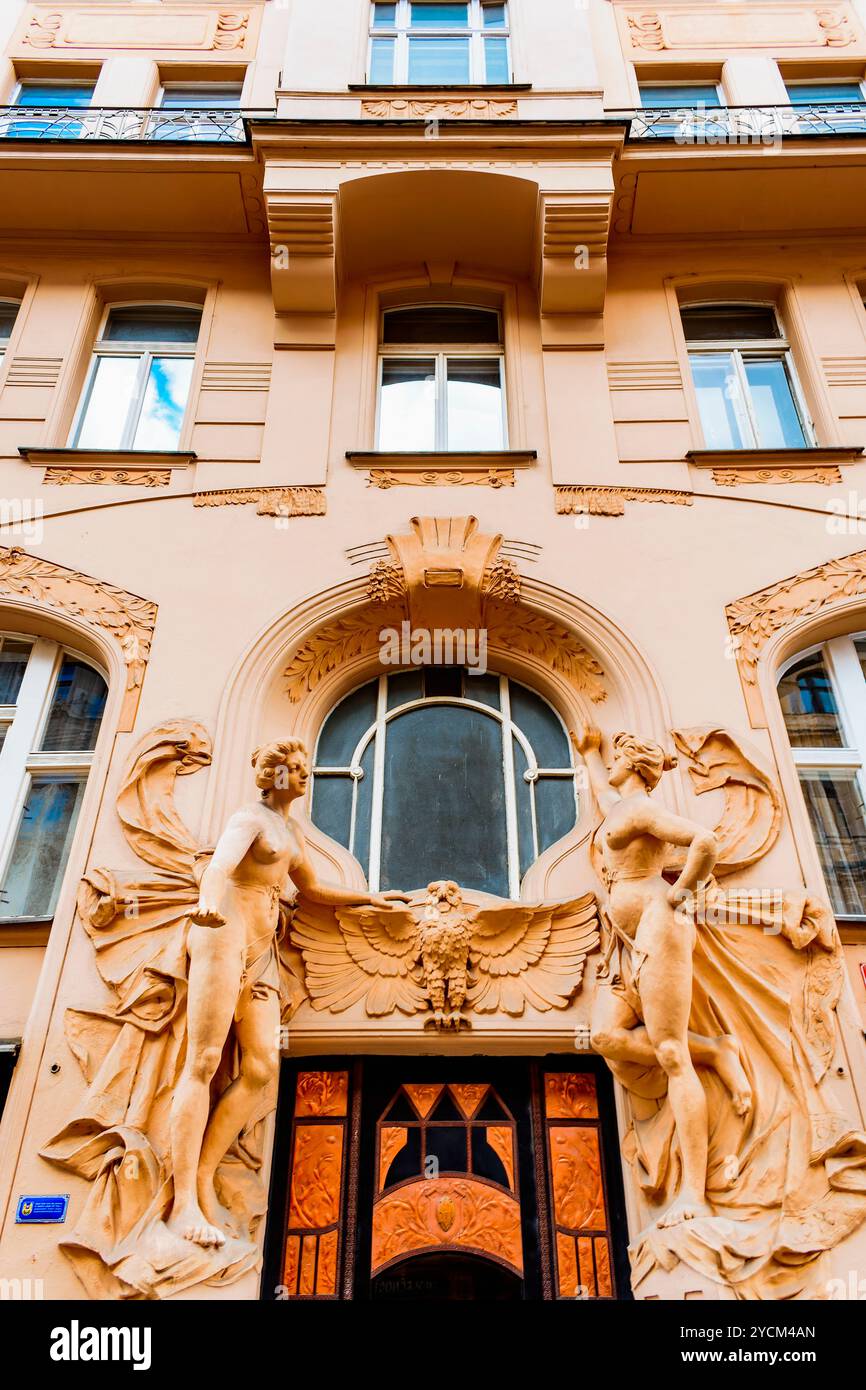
[0, 106, 249, 144]
[628, 103, 866, 143]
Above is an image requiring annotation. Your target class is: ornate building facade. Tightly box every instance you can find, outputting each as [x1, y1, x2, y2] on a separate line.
[0, 0, 866, 1302]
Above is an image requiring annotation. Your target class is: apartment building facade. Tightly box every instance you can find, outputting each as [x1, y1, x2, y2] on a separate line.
[0, 0, 865, 1301]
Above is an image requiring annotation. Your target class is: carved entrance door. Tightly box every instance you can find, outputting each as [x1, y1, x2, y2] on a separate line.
[265, 1057, 630, 1301]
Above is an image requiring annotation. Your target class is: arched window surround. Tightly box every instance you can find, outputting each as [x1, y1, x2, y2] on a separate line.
[312, 668, 579, 899]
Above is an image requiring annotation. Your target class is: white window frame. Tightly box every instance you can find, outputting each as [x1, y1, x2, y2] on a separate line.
[779, 633, 866, 918]
[0, 634, 105, 921]
[785, 78, 866, 134]
[684, 302, 814, 449]
[636, 79, 725, 137]
[69, 301, 202, 451]
[376, 304, 507, 450]
[313, 672, 578, 899]
[368, 0, 511, 85]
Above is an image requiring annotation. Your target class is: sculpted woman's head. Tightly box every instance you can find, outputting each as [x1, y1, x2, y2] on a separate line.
[609, 731, 677, 792]
[251, 739, 310, 801]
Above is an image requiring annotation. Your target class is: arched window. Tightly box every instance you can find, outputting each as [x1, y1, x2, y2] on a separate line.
[311, 667, 578, 898]
[0, 634, 107, 920]
[777, 635, 866, 917]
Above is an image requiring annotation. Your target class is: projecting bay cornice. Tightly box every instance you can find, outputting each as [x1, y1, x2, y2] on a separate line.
[255, 120, 624, 317]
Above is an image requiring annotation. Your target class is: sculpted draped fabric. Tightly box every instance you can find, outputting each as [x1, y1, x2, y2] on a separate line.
[39, 722, 307, 1300]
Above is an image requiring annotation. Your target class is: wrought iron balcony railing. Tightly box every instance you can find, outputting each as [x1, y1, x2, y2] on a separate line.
[0, 105, 249, 143]
[629, 102, 866, 142]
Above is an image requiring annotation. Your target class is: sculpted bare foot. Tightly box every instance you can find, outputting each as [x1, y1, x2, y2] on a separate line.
[198, 1175, 232, 1234]
[714, 1035, 752, 1117]
[168, 1202, 226, 1249]
[657, 1191, 712, 1229]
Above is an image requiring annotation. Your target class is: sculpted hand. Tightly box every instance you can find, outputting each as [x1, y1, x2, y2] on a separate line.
[191, 902, 226, 928]
[369, 891, 412, 910]
[570, 723, 602, 757]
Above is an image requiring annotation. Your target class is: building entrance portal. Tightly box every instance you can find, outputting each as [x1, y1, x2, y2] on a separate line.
[265, 1057, 630, 1301]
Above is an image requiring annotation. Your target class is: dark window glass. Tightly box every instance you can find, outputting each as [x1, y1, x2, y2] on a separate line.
[0, 302, 19, 344]
[424, 666, 463, 698]
[681, 304, 781, 342]
[509, 681, 570, 767]
[102, 305, 202, 344]
[535, 777, 577, 856]
[465, 671, 500, 708]
[386, 670, 424, 710]
[778, 652, 844, 748]
[0, 639, 32, 704]
[0, 777, 86, 917]
[384, 1125, 422, 1187]
[799, 770, 866, 915]
[425, 1123, 469, 1174]
[379, 704, 509, 894]
[315, 680, 377, 765]
[40, 658, 107, 752]
[382, 306, 501, 345]
[310, 776, 353, 849]
[471, 1126, 510, 1185]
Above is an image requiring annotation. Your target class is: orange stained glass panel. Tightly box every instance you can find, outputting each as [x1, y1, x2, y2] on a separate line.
[448, 1083, 489, 1118]
[486, 1125, 515, 1190]
[299, 1234, 317, 1296]
[556, 1232, 579, 1298]
[595, 1236, 613, 1297]
[294, 1070, 349, 1117]
[548, 1125, 606, 1230]
[544, 1071, 598, 1119]
[316, 1229, 339, 1295]
[403, 1083, 444, 1118]
[283, 1234, 300, 1294]
[287, 1123, 345, 1228]
[371, 1176, 523, 1275]
[577, 1235, 596, 1298]
[379, 1126, 408, 1192]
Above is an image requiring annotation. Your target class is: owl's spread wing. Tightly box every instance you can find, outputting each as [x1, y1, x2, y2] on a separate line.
[467, 892, 600, 1015]
[290, 897, 427, 1016]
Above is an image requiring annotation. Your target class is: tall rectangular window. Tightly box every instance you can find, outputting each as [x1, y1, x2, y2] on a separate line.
[71, 304, 201, 452]
[636, 83, 723, 138]
[3, 81, 95, 139]
[155, 83, 244, 142]
[377, 305, 505, 451]
[368, 1, 510, 85]
[682, 304, 811, 450]
[786, 80, 866, 134]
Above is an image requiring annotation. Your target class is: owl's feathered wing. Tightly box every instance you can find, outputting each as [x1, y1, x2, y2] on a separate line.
[465, 892, 600, 1016]
[290, 897, 428, 1017]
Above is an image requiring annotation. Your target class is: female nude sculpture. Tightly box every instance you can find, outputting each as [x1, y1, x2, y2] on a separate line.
[573, 725, 752, 1229]
[167, 738, 407, 1249]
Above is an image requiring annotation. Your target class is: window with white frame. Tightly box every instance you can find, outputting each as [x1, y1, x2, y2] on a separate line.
[311, 668, 578, 898]
[637, 82, 724, 137]
[682, 303, 812, 450]
[0, 634, 106, 920]
[0, 299, 20, 363]
[368, 2, 510, 86]
[785, 80, 866, 134]
[777, 636, 866, 917]
[377, 305, 506, 450]
[155, 82, 244, 141]
[2, 80, 95, 139]
[71, 304, 202, 451]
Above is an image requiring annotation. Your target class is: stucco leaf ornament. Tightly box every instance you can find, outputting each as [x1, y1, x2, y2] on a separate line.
[291, 879, 599, 1027]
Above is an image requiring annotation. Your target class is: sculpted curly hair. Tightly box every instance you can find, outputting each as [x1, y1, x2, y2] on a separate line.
[251, 739, 309, 791]
[612, 731, 677, 791]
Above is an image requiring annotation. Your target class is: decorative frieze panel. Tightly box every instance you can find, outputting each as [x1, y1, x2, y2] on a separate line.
[44, 468, 171, 487]
[361, 98, 518, 120]
[19, 7, 254, 52]
[193, 485, 326, 516]
[555, 484, 693, 515]
[622, 4, 860, 51]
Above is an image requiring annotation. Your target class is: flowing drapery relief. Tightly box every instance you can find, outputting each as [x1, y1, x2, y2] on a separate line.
[575, 722, 866, 1300]
[40, 722, 308, 1300]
